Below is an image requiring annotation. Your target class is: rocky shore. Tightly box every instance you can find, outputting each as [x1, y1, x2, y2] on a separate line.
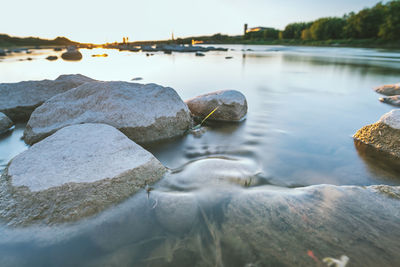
[0, 74, 248, 226]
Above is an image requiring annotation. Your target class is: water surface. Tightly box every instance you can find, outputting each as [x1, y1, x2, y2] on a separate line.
[0, 45, 399, 266]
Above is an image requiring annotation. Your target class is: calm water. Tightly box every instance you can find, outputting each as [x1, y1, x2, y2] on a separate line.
[0, 45, 399, 266]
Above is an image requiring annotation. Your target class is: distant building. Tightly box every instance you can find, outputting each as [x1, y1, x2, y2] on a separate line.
[246, 26, 275, 33]
[244, 24, 248, 36]
[244, 26, 280, 39]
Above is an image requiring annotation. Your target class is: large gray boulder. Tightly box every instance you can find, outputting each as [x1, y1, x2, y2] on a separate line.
[185, 90, 247, 122]
[380, 95, 400, 106]
[0, 112, 13, 133]
[0, 123, 166, 226]
[374, 83, 400, 96]
[24, 81, 192, 145]
[0, 74, 95, 122]
[353, 109, 400, 158]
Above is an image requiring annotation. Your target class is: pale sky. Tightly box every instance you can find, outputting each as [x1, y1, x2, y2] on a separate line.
[1, 0, 387, 44]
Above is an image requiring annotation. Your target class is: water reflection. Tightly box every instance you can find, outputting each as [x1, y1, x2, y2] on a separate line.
[354, 140, 400, 181]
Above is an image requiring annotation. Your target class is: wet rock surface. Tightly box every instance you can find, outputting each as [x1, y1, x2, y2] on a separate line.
[353, 110, 400, 158]
[0, 112, 13, 133]
[0, 74, 95, 122]
[153, 191, 199, 234]
[24, 81, 192, 145]
[379, 95, 400, 106]
[185, 90, 248, 122]
[220, 185, 400, 267]
[374, 83, 400, 96]
[0, 123, 166, 226]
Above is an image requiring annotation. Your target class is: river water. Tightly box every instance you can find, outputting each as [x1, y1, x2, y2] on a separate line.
[0, 45, 399, 266]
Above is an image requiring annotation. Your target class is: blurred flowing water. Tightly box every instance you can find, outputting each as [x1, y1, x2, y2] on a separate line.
[0, 45, 399, 266]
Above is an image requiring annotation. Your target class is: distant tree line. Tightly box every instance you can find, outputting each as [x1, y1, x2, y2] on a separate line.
[0, 34, 79, 47]
[245, 0, 400, 41]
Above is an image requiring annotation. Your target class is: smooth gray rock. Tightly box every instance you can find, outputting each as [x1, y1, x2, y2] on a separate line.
[0, 74, 95, 122]
[378, 109, 400, 130]
[61, 46, 82, 61]
[24, 81, 192, 145]
[380, 95, 400, 107]
[374, 83, 400, 96]
[0, 123, 166, 226]
[0, 112, 13, 133]
[46, 55, 58, 61]
[185, 90, 247, 122]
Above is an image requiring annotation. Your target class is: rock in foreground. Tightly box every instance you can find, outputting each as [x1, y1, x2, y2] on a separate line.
[0, 123, 166, 226]
[380, 95, 400, 106]
[0, 74, 95, 121]
[353, 109, 400, 158]
[24, 81, 192, 145]
[185, 90, 247, 122]
[0, 112, 13, 133]
[374, 83, 400, 96]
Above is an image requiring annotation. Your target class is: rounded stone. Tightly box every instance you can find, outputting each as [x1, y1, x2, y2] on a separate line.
[185, 90, 247, 122]
[0, 123, 166, 226]
[24, 81, 192, 145]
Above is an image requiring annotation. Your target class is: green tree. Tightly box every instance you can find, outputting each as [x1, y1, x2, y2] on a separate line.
[309, 17, 346, 40]
[282, 22, 312, 39]
[379, 0, 400, 40]
[344, 3, 385, 38]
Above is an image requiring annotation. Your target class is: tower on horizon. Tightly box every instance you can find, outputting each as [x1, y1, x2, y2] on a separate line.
[244, 24, 248, 35]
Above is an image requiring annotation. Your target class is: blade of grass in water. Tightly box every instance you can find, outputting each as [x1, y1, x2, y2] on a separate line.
[200, 106, 219, 125]
[192, 106, 219, 130]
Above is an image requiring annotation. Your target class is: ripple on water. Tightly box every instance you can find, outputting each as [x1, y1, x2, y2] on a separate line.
[160, 156, 268, 191]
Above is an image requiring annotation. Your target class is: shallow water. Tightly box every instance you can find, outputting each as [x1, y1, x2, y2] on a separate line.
[0, 45, 400, 266]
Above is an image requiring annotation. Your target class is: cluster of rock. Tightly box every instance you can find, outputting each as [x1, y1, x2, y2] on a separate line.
[354, 83, 400, 158]
[155, 44, 228, 53]
[0, 74, 248, 225]
[108, 43, 228, 54]
[61, 46, 82, 61]
[375, 83, 400, 107]
[0, 48, 31, 56]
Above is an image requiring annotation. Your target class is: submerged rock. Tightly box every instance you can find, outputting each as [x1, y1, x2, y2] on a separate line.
[24, 81, 192, 145]
[374, 83, 400, 96]
[185, 90, 247, 122]
[380, 95, 400, 107]
[153, 191, 199, 233]
[0, 74, 95, 122]
[61, 46, 82, 61]
[353, 109, 400, 158]
[161, 157, 261, 190]
[0, 112, 13, 133]
[220, 185, 400, 266]
[0, 123, 166, 226]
